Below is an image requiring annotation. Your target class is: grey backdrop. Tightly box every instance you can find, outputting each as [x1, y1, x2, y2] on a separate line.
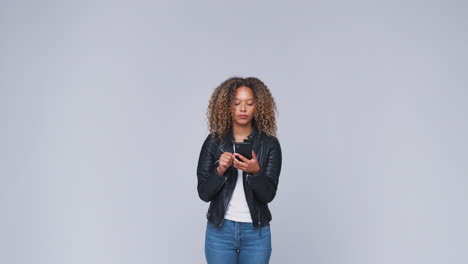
[2, 0, 467, 263]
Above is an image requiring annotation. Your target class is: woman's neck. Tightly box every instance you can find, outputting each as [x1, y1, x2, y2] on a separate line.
[232, 123, 253, 142]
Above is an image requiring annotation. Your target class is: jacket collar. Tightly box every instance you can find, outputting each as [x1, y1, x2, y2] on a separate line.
[225, 127, 259, 144]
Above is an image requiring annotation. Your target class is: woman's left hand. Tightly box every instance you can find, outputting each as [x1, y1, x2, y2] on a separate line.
[233, 151, 261, 174]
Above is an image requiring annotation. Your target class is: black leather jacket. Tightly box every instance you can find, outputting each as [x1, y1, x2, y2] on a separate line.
[196, 128, 282, 228]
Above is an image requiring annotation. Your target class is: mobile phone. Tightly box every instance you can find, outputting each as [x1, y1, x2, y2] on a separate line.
[234, 141, 252, 161]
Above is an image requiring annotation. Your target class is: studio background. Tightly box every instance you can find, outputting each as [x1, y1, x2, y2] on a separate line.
[2, 0, 467, 263]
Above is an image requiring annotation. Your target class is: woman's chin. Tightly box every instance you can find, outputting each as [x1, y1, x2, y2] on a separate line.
[234, 119, 253, 126]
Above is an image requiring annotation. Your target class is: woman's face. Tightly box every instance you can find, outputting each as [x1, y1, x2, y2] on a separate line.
[231, 86, 255, 127]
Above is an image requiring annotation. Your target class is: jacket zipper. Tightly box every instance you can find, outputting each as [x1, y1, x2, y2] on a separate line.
[258, 210, 261, 237]
[218, 139, 237, 227]
[218, 168, 237, 227]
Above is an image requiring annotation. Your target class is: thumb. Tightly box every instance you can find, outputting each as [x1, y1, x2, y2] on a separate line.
[252, 150, 257, 160]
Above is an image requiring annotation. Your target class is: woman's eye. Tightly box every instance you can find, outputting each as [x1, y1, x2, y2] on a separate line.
[233, 102, 253, 106]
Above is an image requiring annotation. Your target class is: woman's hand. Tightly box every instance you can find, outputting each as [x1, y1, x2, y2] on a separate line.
[217, 152, 234, 176]
[233, 151, 261, 174]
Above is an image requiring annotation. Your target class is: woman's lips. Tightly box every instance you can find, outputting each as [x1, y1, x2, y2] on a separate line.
[238, 115, 248, 119]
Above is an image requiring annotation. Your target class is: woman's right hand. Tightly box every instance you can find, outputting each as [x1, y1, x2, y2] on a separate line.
[216, 152, 234, 176]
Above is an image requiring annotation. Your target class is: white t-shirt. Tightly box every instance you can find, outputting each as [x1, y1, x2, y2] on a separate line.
[224, 145, 253, 223]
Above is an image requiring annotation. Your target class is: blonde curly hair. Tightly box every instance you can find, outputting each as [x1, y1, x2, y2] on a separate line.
[206, 76, 278, 140]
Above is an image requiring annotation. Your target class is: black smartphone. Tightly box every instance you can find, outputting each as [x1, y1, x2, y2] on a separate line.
[234, 141, 252, 161]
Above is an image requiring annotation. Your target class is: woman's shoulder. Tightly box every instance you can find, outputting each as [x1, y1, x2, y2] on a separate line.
[202, 133, 222, 146]
[258, 131, 280, 146]
[199, 133, 221, 156]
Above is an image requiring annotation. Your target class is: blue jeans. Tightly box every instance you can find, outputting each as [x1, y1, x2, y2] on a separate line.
[205, 219, 272, 264]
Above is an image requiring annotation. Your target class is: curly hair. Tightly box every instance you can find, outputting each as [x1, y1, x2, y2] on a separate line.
[206, 76, 278, 140]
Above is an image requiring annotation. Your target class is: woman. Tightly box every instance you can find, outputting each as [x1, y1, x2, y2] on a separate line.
[196, 76, 282, 264]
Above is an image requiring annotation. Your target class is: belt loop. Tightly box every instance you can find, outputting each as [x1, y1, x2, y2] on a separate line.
[259, 225, 261, 237]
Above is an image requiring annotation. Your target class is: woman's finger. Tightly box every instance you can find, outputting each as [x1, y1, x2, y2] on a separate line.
[252, 151, 257, 160]
[234, 157, 247, 169]
[234, 153, 249, 162]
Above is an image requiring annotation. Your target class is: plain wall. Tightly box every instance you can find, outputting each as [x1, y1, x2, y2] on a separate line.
[2, 0, 467, 263]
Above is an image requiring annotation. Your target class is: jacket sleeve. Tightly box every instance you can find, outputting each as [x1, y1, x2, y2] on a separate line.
[247, 137, 282, 204]
[197, 134, 228, 202]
